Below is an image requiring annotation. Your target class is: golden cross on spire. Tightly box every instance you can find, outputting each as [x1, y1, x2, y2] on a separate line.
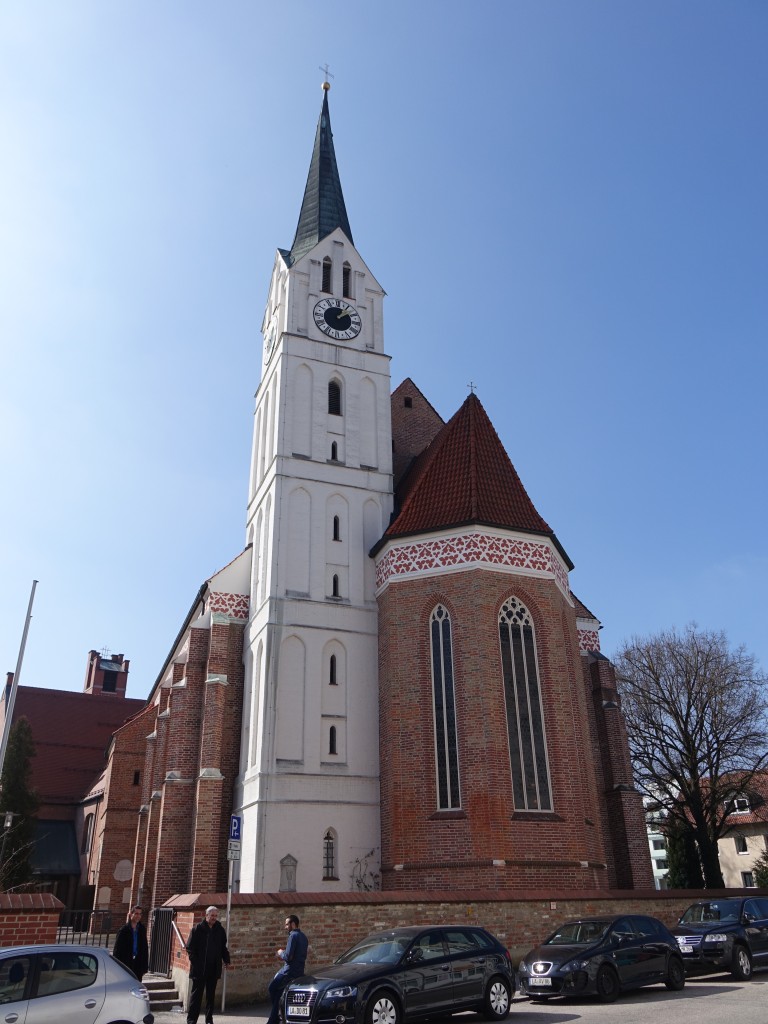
[319, 64, 335, 89]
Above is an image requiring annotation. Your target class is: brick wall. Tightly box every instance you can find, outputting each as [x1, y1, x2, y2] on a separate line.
[378, 570, 615, 891]
[0, 893, 63, 945]
[164, 887, 765, 1008]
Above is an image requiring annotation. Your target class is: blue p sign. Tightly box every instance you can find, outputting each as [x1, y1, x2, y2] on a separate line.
[230, 815, 241, 841]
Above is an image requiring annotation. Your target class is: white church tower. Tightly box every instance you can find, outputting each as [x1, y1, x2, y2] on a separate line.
[235, 83, 392, 892]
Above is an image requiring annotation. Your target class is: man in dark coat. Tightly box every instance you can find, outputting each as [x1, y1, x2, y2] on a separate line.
[112, 905, 149, 981]
[186, 905, 231, 1024]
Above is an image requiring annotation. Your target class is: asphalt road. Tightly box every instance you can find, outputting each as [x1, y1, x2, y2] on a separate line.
[151, 972, 768, 1024]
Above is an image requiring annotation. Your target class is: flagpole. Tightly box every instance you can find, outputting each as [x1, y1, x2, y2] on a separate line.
[0, 580, 38, 778]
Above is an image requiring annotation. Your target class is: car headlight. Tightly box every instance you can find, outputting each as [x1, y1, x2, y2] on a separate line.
[325, 986, 357, 999]
[563, 960, 589, 972]
[705, 933, 728, 943]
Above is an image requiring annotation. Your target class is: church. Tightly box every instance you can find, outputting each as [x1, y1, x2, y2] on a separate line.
[87, 84, 652, 917]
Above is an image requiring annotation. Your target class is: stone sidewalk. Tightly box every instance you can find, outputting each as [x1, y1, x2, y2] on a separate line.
[151, 1002, 271, 1023]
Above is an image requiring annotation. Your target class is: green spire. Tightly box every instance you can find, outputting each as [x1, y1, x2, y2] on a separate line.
[288, 87, 353, 266]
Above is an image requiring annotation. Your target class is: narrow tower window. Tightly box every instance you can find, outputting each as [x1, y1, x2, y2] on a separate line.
[323, 830, 336, 878]
[329, 654, 337, 685]
[328, 379, 341, 415]
[322, 257, 332, 293]
[330, 442, 338, 461]
[332, 515, 340, 541]
[499, 597, 552, 811]
[332, 575, 340, 598]
[342, 262, 351, 298]
[328, 726, 337, 755]
[430, 605, 461, 809]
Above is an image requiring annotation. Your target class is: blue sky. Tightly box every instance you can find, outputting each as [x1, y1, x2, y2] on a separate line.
[1, 1, 766, 697]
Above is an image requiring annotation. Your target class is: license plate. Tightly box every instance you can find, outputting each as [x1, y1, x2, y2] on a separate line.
[288, 1007, 311, 1017]
[529, 977, 552, 987]
[679, 944, 693, 953]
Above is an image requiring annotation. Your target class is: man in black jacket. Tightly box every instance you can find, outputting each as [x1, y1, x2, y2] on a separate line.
[186, 906, 231, 1024]
[112, 905, 149, 981]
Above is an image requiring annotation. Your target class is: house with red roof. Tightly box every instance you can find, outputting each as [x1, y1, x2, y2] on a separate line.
[0, 651, 145, 907]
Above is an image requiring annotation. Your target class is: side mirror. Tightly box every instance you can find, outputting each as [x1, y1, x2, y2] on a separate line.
[406, 948, 424, 964]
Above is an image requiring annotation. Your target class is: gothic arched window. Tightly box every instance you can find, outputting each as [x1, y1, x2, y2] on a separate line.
[332, 515, 340, 541]
[332, 575, 340, 598]
[430, 605, 460, 809]
[329, 654, 337, 685]
[329, 726, 337, 755]
[499, 597, 552, 811]
[328, 379, 342, 416]
[323, 830, 336, 879]
[322, 257, 332, 293]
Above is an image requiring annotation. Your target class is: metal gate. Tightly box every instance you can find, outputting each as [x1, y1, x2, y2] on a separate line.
[148, 906, 176, 975]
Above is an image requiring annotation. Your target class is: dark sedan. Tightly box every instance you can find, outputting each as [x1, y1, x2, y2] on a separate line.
[518, 914, 685, 1003]
[283, 925, 515, 1024]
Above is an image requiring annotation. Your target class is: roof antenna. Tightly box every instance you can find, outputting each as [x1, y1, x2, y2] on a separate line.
[319, 64, 334, 90]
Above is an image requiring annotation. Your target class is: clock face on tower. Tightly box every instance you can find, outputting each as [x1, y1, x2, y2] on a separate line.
[313, 298, 362, 340]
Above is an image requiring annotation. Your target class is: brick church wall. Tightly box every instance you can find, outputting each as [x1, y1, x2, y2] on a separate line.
[583, 653, 654, 888]
[378, 568, 613, 891]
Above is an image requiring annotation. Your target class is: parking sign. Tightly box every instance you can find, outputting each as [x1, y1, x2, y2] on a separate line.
[229, 815, 241, 841]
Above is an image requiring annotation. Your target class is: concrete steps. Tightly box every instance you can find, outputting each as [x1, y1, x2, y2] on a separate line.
[143, 974, 183, 1012]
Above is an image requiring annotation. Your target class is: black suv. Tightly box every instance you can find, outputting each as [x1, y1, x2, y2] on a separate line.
[672, 896, 768, 979]
[283, 925, 515, 1024]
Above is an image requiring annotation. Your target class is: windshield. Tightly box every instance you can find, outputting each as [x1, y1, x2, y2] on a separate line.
[679, 901, 742, 925]
[544, 922, 610, 945]
[335, 936, 411, 965]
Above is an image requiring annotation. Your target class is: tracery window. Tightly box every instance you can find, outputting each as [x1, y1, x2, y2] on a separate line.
[328, 379, 341, 415]
[499, 597, 552, 811]
[430, 605, 460, 809]
[323, 830, 336, 879]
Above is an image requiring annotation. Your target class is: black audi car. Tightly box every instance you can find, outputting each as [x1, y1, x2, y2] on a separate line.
[518, 914, 685, 1003]
[283, 925, 515, 1024]
[672, 896, 768, 979]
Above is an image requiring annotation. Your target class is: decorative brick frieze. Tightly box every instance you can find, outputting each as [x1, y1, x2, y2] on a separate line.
[578, 628, 601, 653]
[376, 531, 571, 599]
[208, 591, 249, 619]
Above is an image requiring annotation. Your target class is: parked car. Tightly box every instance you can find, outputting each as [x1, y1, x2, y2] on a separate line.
[0, 943, 154, 1024]
[672, 896, 768, 980]
[283, 925, 515, 1024]
[518, 914, 685, 1003]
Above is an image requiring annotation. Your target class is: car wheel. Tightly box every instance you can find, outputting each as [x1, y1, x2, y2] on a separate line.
[483, 976, 511, 1020]
[595, 964, 620, 1003]
[664, 956, 685, 991]
[731, 945, 752, 981]
[365, 991, 401, 1024]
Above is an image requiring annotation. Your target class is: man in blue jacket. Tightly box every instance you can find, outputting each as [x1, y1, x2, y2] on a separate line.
[267, 914, 309, 1024]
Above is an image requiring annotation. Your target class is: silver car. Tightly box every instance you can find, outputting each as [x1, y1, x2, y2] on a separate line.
[0, 944, 154, 1023]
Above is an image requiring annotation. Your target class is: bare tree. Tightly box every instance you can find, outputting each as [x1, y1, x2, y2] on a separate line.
[616, 624, 768, 889]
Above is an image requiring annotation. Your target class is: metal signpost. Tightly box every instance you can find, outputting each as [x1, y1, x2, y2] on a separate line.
[222, 814, 241, 1012]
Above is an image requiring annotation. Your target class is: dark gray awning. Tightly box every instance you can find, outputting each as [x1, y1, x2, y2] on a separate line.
[30, 820, 80, 875]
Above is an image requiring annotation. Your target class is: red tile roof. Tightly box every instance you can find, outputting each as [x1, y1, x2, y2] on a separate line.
[384, 393, 570, 565]
[9, 687, 146, 813]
